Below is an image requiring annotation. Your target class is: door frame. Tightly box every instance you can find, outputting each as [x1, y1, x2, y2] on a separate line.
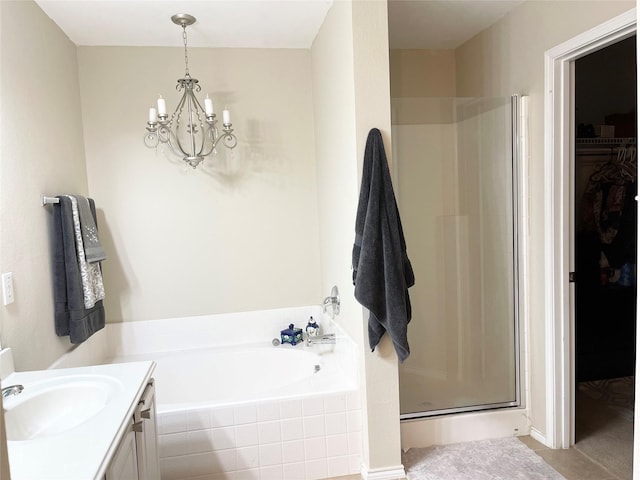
[543, 8, 636, 450]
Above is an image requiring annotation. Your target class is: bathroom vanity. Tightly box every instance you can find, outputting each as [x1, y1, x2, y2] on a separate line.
[1, 351, 158, 480]
[106, 379, 160, 480]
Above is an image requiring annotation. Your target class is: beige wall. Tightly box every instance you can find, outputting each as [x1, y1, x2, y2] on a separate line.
[312, 1, 359, 338]
[455, 0, 635, 438]
[0, 0, 89, 371]
[351, 0, 404, 471]
[77, 46, 322, 323]
[0, 1, 324, 370]
[312, 0, 403, 473]
[390, 49, 456, 98]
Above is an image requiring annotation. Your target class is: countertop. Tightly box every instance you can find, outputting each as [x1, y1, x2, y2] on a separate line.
[4, 360, 155, 479]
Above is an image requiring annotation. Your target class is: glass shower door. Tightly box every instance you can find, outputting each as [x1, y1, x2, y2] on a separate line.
[394, 96, 520, 418]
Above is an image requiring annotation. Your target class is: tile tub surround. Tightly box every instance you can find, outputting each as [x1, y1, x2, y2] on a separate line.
[157, 391, 363, 480]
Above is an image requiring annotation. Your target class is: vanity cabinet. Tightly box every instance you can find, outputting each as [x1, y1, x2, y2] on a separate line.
[3, 358, 156, 480]
[134, 379, 160, 480]
[105, 379, 160, 480]
[105, 423, 139, 480]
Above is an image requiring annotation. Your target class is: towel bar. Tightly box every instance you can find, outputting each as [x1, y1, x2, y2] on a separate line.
[41, 195, 60, 206]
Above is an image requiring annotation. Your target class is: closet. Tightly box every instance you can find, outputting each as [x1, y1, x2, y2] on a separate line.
[573, 35, 636, 478]
[575, 35, 637, 383]
[575, 138, 636, 381]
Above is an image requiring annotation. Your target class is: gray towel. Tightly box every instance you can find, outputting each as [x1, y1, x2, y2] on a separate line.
[66, 195, 105, 309]
[352, 128, 415, 362]
[52, 196, 105, 344]
[75, 195, 106, 263]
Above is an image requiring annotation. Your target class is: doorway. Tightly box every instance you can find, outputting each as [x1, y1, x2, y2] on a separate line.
[543, 6, 637, 467]
[573, 35, 637, 479]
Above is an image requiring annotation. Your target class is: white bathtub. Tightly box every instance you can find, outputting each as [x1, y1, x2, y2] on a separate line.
[109, 342, 355, 413]
[51, 306, 363, 480]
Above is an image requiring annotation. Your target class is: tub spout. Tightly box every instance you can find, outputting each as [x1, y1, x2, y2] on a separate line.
[307, 333, 336, 347]
[2, 384, 23, 398]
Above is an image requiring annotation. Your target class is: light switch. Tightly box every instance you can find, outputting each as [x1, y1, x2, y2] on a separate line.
[2, 272, 14, 305]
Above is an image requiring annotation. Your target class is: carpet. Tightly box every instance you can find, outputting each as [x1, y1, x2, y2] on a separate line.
[402, 437, 566, 480]
[575, 376, 634, 480]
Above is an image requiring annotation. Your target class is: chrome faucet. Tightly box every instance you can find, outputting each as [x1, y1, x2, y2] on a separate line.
[307, 333, 336, 347]
[322, 285, 341, 319]
[2, 384, 24, 398]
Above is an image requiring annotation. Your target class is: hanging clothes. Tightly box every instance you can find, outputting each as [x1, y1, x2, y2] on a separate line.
[580, 146, 637, 279]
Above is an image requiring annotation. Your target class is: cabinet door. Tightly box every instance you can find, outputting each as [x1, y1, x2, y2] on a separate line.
[135, 380, 160, 480]
[105, 427, 139, 480]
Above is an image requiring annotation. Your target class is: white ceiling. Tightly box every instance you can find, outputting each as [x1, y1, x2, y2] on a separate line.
[35, 0, 525, 50]
[34, 0, 334, 49]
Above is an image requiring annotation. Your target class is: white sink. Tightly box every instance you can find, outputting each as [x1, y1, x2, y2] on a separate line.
[3, 374, 123, 441]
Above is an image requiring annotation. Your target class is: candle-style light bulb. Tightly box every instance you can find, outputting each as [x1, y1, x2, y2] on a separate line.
[157, 96, 167, 116]
[204, 95, 214, 116]
[148, 107, 157, 123]
[222, 109, 231, 125]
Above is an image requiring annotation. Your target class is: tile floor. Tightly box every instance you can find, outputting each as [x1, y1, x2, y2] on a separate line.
[326, 435, 622, 480]
[519, 436, 621, 480]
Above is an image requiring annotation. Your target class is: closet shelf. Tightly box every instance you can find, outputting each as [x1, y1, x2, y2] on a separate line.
[576, 137, 636, 145]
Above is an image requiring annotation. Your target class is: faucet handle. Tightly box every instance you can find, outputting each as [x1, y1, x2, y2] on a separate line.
[1, 384, 23, 398]
[322, 285, 340, 319]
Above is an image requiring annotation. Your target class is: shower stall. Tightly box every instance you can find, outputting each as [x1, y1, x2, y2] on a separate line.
[393, 95, 522, 418]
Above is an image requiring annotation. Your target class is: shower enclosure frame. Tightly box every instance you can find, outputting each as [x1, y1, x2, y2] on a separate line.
[398, 94, 527, 420]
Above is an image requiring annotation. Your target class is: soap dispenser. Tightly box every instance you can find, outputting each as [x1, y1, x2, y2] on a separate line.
[306, 316, 320, 339]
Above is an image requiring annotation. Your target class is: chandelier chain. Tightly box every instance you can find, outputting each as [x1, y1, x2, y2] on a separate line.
[182, 25, 190, 78]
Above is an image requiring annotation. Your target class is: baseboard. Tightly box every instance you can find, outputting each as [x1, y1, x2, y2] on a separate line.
[361, 465, 407, 480]
[529, 426, 549, 447]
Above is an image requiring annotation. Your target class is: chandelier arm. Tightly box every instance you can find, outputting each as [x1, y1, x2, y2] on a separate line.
[172, 91, 193, 158]
[157, 124, 171, 143]
[143, 130, 160, 148]
[186, 88, 215, 157]
[167, 91, 188, 153]
[186, 92, 197, 158]
[197, 124, 219, 158]
[171, 88, 188, 122]
[145, 124, 199, 161]
[187, 89, 210, 159]
[156, 123, 193, 162]
[188, 91, 207, 114]
[161, 128, 188, 159]
[173, 125, 190, 159]
[212, 130, 238, 150]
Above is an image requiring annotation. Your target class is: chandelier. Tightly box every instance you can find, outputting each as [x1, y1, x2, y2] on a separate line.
[144, 14, 237, 169]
